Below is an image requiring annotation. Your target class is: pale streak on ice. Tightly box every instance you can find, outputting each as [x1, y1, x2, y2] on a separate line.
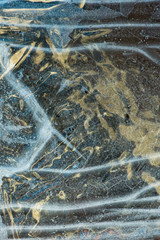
[1, 201, 160, 213]
[0, 44, 85, 183]
[32, 152, 160, 174]
[0, 22, 160, 29]
[0, 41, 159, 65]
[1, 189, 160, 212]
[5, 233, 160, 240]
[0, 123, 31, 131]
[2, 219, 160, 232]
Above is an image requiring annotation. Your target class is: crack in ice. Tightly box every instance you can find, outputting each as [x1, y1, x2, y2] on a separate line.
[0, 44, 85, 183]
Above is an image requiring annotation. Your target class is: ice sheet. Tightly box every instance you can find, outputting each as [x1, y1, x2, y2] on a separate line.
[0, 1, 160, 239]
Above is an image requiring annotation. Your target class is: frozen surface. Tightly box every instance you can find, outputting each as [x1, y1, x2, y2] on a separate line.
[0, 1, 160, 239]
